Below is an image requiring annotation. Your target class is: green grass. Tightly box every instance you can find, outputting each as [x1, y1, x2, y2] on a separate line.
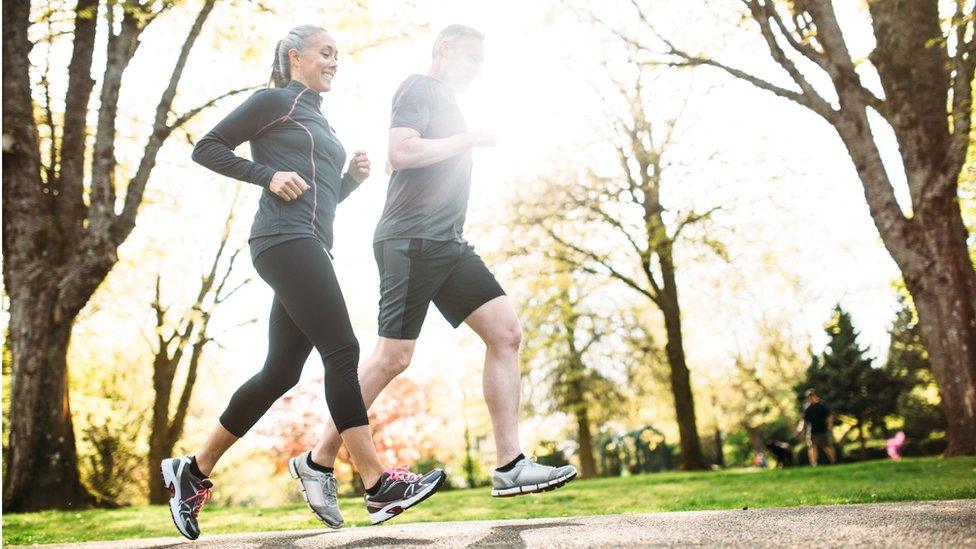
[4, 456, 975, 546]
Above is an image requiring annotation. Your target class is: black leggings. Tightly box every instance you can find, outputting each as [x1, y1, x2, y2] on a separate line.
[219, 237, 369, 436]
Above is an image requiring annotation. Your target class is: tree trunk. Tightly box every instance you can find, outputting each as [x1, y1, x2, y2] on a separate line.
[906, 215, 976, 456]
[714, 428, 725, 468]
[858, 420, 867, 461]
[826, 1, 976, 456]
[3, 0, 222, 510]
[575, 405, 598, 479]
[4, 290, 99, 510]
[463, 419, 478, 488]
[659, 283, 706, 470]
[836, 114, 976, 457]
[147, 354, 175, 505]
[646, 0, 976, 458]
[2, 0, 99, 511]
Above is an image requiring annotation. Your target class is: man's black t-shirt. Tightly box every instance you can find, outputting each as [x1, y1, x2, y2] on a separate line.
[803, 401, 831, 434]
[374, 74, 473, 243]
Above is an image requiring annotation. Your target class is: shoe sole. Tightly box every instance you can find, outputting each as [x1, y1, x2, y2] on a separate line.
[288, 457, 344, 529]
[491, 470, 578, 497]
[368, 472, 446, 525]
[160, 459, 198, 540]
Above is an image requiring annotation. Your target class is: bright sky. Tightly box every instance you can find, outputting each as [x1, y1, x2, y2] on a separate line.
[53, 0, 910, 451]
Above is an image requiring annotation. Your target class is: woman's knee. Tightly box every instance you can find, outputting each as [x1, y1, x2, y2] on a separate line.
[320, 337, 360, 368]
[255, 369, 301, 398]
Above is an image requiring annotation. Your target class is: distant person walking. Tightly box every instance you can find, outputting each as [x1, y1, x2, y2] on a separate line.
[796, 389, 837, 466]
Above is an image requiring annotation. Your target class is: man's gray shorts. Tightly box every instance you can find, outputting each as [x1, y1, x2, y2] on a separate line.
[373, 238, 506, 340]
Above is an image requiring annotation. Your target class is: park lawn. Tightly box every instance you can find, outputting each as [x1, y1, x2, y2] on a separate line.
[4, 456, 975, 546]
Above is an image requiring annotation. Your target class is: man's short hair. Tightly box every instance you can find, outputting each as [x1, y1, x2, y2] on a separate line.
[804, 388, 817, 398]
[433, 24, 484, 56]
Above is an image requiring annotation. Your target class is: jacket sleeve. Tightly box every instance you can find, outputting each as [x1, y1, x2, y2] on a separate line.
[337, 172, 362, 203]
[191, 89, 289, 187]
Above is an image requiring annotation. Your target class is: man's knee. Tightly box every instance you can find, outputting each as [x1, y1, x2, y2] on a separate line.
[374, 339, 415, 377]
[487, 321, 522, 352]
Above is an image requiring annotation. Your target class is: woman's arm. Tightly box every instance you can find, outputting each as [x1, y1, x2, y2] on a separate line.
[191, 89, 289, 187]
[338, 150, 370, 202]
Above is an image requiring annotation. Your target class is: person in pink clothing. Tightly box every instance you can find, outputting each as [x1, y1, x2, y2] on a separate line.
[886, 431, 906, 460]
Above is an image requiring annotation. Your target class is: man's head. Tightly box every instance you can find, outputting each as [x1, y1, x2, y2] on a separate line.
[804, 388, 819, 404]
[430, 25, 485, 91]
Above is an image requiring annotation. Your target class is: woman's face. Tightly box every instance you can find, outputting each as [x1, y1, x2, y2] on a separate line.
[291, 31, 338, 93]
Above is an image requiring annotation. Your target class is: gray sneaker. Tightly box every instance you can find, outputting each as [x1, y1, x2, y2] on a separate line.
[289, 452, 343, 528]
[491, 457, 578, 497]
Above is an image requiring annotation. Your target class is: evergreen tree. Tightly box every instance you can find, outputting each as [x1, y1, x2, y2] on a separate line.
[798, 306, 897, 460]
[884, 297, 947, 451]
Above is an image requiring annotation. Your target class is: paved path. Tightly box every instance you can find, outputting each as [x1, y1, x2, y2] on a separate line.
[18, 499, 976, 548]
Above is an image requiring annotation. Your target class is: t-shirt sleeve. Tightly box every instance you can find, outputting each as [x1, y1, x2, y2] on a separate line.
[191, 89, 288, 188]
[802, 404, 811, 422]
[390, 79, 431, 135]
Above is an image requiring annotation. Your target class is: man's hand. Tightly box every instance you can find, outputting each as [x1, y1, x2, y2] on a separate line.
[269, 171, 309, 201]
[348, 150, 370, 183]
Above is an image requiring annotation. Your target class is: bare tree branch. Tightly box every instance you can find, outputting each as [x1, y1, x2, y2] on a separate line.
[167, 85, 258, 133]
[672, 205, 721, 241]
[949, 0, 976, 180]
[116, 0, 218, 243]
[56, 0, 98, 243]
[90, 0, 148, 232]
[546, 227, 660, 305]
[763, 0, 828, 70]
[744, 0, 834, 117]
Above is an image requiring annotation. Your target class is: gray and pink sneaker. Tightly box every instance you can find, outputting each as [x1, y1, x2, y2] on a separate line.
[364, 466, 446, 524]
[161, 456, 213, 540]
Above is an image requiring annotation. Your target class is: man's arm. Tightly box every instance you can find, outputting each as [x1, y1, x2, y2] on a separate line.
[388, 126, 494, 171]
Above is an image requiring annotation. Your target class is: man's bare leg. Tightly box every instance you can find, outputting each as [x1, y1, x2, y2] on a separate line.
[463, 295, 524, 466]
[311, 337, 417, 466]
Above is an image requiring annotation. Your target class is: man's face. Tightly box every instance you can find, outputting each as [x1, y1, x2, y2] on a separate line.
[807, 394, 818, 404]
[441, 36, 484, 90]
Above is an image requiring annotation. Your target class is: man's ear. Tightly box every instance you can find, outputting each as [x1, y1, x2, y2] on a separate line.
[435, 40, 450, 59]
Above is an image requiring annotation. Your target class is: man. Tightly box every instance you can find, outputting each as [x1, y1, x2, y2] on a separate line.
[287, 25, 577, 527]
[796, 388, 837, 466]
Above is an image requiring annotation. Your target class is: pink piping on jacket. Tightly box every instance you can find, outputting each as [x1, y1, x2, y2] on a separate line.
[253, 87, 323, 239]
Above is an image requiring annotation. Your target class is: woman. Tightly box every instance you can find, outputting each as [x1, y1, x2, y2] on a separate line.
[161, 25, 444, 540]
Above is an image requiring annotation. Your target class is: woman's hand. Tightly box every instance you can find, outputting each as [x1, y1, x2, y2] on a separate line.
[269, 171, 309, 201]
[348, 151, 370, 183]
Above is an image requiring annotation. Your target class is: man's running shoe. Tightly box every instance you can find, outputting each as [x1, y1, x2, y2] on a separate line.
[160, 456, 213, 540]
[289, 451, 343, 529]
[491, 456, 577, 497]
[364, 466, 446, 524]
